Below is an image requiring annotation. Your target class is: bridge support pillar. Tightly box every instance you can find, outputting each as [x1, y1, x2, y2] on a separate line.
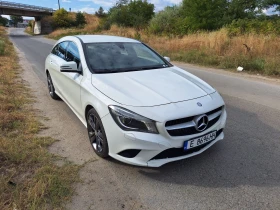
[33, 17, 41, 35]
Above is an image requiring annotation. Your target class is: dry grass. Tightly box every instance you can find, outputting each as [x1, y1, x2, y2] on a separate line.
[24, 26, 33, 35]
[47, 14, 280, 76]
[0, 26, 79, 210]
[142, 29, 280, 75]
[47, 13, 100, 39]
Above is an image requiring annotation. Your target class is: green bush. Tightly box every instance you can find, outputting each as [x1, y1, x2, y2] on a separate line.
[75, 12, 86, 28]
[148, 6, 186, 35]
[264, 59, 280, 76]
[0, 16, 9, 26]
[28, 20, 33, 28]
[97, 18, 111, 31]
[53, 8, 73, 28]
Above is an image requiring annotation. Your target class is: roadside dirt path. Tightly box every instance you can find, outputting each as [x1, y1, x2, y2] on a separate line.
[16, 46, 147, 210]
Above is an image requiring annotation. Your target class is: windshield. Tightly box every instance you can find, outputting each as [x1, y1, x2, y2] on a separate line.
[85, 42, 171, 73]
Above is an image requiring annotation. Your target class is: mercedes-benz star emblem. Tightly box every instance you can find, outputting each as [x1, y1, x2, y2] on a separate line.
[197, 102, 202, 107]
[194, 115, 209, 132]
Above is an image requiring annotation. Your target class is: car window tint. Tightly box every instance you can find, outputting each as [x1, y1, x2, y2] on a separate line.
[57, 42, 68, 60]
[66, 42, 81, 67]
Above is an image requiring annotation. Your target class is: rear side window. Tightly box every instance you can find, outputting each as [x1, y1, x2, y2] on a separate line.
[66, 42, 81, 67]
[51, 42, 69, 60]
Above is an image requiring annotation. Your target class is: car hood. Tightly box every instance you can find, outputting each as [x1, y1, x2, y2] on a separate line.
[91, 67, 216, 107]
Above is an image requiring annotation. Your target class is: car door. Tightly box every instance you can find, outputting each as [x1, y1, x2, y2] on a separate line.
[59, 41, 83, 118]
[48, 41, 69, 97]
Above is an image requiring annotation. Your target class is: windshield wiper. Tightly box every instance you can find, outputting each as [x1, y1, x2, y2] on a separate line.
[95, 69, 130, 74]
[93, 66, 166, 74]
[138, 66, 165, 70]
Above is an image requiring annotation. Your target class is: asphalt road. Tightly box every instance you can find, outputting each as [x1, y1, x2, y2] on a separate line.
[9, 28, 280, 209]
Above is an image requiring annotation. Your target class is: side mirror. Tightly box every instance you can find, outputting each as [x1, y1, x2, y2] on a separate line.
[164, 56, 171, 62]
[60, 61, 81, 73]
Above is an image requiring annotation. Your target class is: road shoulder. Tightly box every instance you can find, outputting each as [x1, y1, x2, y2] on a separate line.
[14, 31, 147, 210]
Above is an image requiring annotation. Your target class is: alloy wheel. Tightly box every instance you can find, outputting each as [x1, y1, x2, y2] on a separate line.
[47, 74, 54, 97]
[88, 113, 105, 153]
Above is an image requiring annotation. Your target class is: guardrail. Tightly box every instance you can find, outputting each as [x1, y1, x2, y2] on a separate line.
[0, 1, 54, 13]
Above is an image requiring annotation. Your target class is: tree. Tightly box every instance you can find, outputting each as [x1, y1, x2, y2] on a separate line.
[0, 16, 9, 26]
[261, 0, 280, 12]
[95, 7, 107, 17]
[181, 0, 270, 31]
[116, 0, 129, 7]
[128, 0, 155, 30]
[225, 0, 260, 21]
[10, 15, 23, 27]
[108, 0, 154, 29]
[182, 0, 228, 31]
[149, 6, 185, 35]
[76, 12, 86, 27]
[53, 8, 73, 28]
[148, 0, 279, 35]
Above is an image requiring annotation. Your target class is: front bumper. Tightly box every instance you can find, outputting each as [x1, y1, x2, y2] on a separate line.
[101, 106, 227, 167]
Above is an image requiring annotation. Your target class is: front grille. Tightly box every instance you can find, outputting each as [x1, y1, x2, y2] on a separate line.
[151, 129, 223, 160]
[165, 106, 223, 137]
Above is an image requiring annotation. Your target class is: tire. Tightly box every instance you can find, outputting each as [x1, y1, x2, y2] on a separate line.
[47, 73, 60, 100]
[87, 108, 109, 158]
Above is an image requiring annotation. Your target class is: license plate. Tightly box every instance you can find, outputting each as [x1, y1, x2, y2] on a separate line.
[184, 131, 217, 151]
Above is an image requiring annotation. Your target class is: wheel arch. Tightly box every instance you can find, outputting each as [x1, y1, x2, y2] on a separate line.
[85, 104, 94, 120]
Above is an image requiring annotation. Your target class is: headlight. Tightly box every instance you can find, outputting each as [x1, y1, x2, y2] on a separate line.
[109, 106, 158, 134]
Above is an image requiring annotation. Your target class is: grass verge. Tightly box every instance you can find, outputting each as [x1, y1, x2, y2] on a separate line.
[0, 26, 79, 209]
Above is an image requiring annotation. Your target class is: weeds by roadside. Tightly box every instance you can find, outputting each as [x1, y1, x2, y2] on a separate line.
[0, 39, 5, 55]
[0, 26, 79, 209]
[24, 26, 33, 35]
[47, 14, 280, 77]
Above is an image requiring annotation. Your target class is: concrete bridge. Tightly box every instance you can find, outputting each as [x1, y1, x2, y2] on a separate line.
[0, 1, 54, 34]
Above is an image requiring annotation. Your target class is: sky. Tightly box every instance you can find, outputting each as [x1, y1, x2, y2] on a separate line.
[2, 0, 182, 14]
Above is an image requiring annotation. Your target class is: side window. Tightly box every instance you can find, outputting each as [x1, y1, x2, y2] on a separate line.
[66, 42, 81, 67]
[57, 42, 69, 60]
[51, 44, 59, 56]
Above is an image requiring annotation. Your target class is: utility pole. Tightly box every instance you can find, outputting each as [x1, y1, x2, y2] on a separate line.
[58, 0, 60, 9]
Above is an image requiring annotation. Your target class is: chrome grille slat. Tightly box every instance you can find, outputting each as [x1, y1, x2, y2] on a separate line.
[166, 106, 223, 136]
[208, 110, 222, 121]
[166, 121, 195, 130]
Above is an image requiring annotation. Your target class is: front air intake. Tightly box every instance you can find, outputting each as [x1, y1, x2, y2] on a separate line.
[118, 149, 141, 158]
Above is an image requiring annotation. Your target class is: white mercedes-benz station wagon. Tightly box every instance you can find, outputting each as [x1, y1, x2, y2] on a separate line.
[45, 35, 227, 167]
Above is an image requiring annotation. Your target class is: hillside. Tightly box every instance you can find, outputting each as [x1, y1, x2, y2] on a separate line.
[45, 13, 280, 77]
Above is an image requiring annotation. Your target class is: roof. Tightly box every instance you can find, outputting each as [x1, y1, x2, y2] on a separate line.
[75, 35, 140, 44]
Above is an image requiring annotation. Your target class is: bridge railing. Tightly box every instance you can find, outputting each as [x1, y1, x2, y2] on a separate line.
[0, 1, 54, 13]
